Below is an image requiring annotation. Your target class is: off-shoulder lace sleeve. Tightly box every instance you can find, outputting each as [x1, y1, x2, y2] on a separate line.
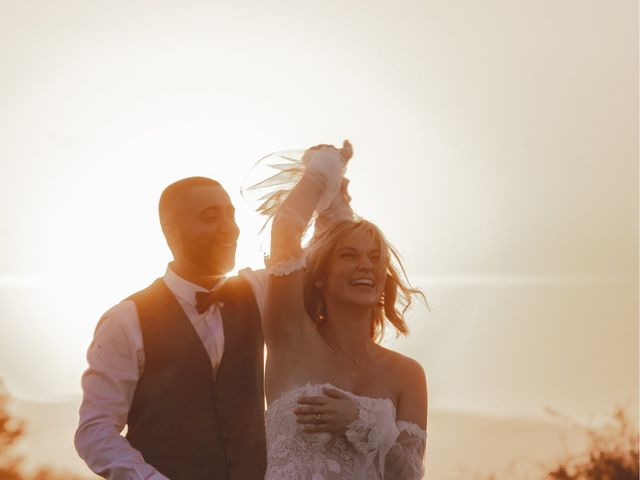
[384, 421, 427, 479]
[345, 398, 401, 476]
[345, 402, 427, 479]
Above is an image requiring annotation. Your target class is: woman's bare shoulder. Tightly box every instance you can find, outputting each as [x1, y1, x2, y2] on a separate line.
[375, 345, 427, 393]
[376, 345, 425, 372]
[375, 346, 428, 425]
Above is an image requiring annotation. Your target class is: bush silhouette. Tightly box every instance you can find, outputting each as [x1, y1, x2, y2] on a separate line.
[0, 380, 85, 480]
[475, 408, 639, 480]
[545, 407, 639, 480]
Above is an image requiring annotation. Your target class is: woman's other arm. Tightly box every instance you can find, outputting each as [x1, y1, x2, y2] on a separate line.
[385, 358, 428, 479]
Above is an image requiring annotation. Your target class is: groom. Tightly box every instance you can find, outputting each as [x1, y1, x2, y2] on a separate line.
[75, 177, 267, 480]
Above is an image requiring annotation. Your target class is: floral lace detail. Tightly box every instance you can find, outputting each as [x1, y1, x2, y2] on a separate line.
[386, 422, 427, 479]
[265, 254, 307, 276]
[265, 383, 425, 479]
[397, 420, 427, 440]
[344, 396, 399, 472]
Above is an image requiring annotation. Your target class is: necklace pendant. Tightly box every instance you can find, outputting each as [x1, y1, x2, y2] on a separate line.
[354, 359, 360, 366]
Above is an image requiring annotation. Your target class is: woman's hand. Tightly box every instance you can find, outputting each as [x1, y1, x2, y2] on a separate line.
[294, 387, 359, 434]
[314, 177, 353, 233]
[339, 139, 353, 162]
[304, 140, 353, 164]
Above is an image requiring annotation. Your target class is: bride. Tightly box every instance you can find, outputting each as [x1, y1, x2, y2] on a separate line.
[259, 141, 427, 479]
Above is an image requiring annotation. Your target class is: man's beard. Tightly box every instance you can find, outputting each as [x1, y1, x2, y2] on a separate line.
[182, 240, 235, 275]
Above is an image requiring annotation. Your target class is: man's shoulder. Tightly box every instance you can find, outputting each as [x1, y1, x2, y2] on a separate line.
[126, 278, 167, 303]
[221, 271, 265, 323]
[236, 267, 267, 298]
[100, 296, 139, 322]
[94, 298, 139, 341]
[95, 278, 164, 334]
[237, 267, 266, 279]
[225, 269, 264, 293]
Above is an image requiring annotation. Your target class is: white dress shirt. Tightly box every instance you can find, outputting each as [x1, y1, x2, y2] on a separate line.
[75, 266, 267, 480]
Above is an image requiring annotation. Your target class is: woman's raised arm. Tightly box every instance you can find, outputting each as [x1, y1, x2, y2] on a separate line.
[263, 141, 352, 349]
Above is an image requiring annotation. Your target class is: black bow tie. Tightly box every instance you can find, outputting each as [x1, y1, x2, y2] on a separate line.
[195, 288, 224, 314]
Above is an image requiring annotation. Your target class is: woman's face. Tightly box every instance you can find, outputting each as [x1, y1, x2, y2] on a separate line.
[320, 227, 387, 308]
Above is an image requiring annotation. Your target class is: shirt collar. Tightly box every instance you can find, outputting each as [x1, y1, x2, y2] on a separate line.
[163, 265, 227, 307]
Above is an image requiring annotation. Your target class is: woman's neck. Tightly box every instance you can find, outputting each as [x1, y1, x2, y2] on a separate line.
[320, 302, 376, 359]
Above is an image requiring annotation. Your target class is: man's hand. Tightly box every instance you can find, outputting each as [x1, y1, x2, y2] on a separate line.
[294, 387, 359, 434]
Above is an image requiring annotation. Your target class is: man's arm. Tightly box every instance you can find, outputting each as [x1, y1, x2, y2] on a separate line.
[75, 301, 169, 480]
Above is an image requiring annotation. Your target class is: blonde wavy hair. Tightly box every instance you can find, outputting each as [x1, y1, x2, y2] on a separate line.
[303, 219, 426, 342]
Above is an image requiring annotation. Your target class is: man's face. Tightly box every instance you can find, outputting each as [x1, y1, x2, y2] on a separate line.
[170, 185, 240, 276]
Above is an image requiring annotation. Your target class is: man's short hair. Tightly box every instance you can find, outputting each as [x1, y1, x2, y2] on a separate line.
[158, 176, 222, 228]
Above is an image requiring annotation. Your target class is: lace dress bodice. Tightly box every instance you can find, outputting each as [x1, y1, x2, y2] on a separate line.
[265, 383, 426, 479]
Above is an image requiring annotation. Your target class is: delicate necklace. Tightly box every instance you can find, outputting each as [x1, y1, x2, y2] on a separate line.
[317, 323, 372, 368]
[329, 337, 371, 368]
[338, 347, 361, 367]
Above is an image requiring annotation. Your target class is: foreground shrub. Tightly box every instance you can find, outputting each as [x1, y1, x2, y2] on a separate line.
[546, 407, 638, 480]
[0, 380, 86, 480]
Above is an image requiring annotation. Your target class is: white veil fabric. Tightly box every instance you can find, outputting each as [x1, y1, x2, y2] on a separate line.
[241, 150, 307, 233]
[241, 148, 352, 238]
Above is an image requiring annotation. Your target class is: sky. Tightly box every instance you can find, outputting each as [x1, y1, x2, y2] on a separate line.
[0, 0, 637, 423]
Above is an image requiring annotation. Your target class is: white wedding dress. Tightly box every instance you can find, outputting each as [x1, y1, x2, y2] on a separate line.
[265, 383, 426, 479]
[250, 147, 427, 478]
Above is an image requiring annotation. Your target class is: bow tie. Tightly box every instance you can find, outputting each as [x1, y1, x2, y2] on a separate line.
[195, 288, 224, 314]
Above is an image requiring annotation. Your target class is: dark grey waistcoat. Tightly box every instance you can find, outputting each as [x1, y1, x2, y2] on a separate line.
[126, 276, 266, 480]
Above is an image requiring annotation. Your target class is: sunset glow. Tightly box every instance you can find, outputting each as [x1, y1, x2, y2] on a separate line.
[0, 1, 637, 478]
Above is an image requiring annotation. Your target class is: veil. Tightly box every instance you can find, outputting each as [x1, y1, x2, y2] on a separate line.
[240, 150, 306, 234]
[241, 148, 349, 240]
